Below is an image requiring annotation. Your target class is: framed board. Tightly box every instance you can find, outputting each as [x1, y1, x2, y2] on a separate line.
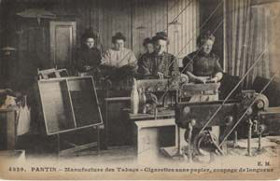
[38, 76, 103, 135]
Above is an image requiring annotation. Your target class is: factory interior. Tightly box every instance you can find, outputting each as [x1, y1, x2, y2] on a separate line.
[0, 0, 280, 167]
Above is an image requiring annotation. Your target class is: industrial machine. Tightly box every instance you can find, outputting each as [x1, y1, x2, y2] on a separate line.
[128, 71, 280, 162]
[175, 90, 275, 160]
[135, 78, 220, 114]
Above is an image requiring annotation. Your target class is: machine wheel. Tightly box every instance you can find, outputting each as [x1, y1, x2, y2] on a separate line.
[193, 130, 219, 156]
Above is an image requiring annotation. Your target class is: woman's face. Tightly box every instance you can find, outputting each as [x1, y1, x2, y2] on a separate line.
[155, 39, 167, 55]
[85, 38, 95, 49]
[114, 39, 125, 50]
[145, 43, 154, 54]
[201, 39, 214, 54]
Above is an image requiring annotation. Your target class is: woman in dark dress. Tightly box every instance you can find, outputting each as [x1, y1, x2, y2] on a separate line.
[182, 32, 224, 144]
[75, 31, 102, 76]
[137, 37, 154, 78]
[137, 32, 179, 79]
[182, 32, 223, 84]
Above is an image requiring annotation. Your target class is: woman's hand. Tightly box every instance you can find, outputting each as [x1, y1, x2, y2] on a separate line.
[84, 65, 92, 71]
[209, 76, 219, 83]
[196, 77, 206, 84]
[157, 72, 164, 79]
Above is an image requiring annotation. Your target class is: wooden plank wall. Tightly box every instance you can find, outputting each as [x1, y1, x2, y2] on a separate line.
[167, 0, 199, 63]
[199, 0, 224, 68]
[60, 0, 200, 62]
[132, 0, 199, 61]
[99, 0, 133, 53]
[132, 0, 167, 58]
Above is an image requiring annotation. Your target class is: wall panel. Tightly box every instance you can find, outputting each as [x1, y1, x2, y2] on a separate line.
[132, 0, 199, 61]
[98, 0, 133, 52]
[167, 0, 199, 62]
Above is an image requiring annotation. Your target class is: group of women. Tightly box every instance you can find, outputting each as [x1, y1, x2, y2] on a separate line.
[75, 30, 223, 84]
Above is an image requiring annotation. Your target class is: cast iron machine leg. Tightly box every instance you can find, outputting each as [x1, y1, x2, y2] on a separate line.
[187, 120, 195, 162]
[172, 119, 196, 161]
[171, 126, 185, 160]
[257, 124, 266, 152]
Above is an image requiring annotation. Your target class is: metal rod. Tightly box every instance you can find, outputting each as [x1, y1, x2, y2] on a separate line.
[188, 122, 193, 163]
[234, 131, 237, 148]
[57, 133, 60, 157]
[247, 119, 252, 156]
[258, 133, 262, 151]
[97, 126, 100, 155]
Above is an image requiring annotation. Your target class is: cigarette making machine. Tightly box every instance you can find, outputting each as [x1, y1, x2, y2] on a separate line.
[132, 74, 280, 160]
[175, 88, 280, 160]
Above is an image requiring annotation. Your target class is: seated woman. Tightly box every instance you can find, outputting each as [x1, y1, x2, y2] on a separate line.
[75, 30, 102, 76]
[137, 32, 179, 79]
[182, 31, 223, 84]
[101, 32, 137, 81]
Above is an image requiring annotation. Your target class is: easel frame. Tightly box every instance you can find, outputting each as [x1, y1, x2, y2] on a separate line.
[37, 76, 103, 156]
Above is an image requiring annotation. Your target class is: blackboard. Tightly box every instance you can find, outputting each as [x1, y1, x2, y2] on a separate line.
[38, 76, 103, 135]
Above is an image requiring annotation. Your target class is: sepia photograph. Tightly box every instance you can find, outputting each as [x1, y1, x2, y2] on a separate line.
[0, 0, 279, 180]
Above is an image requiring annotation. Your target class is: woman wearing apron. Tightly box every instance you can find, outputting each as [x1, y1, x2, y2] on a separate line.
[182, 32, 224, 152]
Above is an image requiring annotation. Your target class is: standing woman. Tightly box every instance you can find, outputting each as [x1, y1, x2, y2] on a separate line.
[75, 30, 102, 76]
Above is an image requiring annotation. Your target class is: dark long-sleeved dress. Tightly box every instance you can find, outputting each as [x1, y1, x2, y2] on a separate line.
[182, 51, 223, 102]
[75, 47, 102, 72]
[138, 52, 179, 78]
[182, 51, 223, 77]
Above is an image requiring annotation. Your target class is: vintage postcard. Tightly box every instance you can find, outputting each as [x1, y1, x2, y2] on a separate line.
[0, 0, 279, 180]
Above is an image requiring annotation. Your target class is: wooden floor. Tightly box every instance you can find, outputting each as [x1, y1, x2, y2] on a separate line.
[14, 132, 280, 167]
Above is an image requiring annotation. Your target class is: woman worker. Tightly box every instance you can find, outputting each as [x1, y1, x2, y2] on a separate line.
[102, 32, 137, 69]
[137, 32, 179, 79]
[137, 37, 154, 78]
[182, 31, 223, 101]
[181, 32, 224, 149]
[101, 32, 137, 81]
[75, 30, 102, 76]
[182, 32, 223, 83]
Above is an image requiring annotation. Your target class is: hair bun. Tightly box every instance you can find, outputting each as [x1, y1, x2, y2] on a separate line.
[81, 27, 98, 41]
[112, 32, 126, 43]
